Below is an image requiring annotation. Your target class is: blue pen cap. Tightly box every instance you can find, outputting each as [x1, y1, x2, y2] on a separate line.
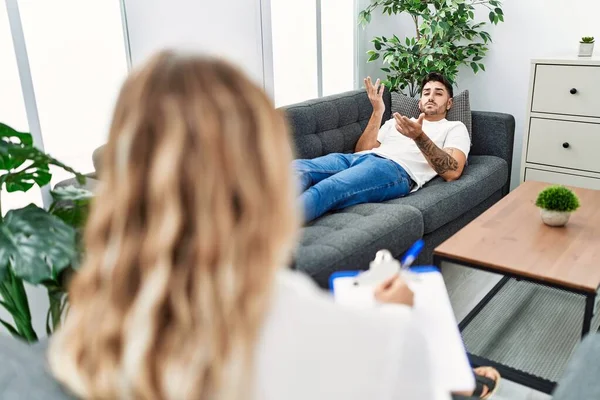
[400, 239, 425, 265]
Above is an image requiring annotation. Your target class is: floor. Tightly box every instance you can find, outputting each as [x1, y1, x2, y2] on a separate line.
[441, 261, 552, 400]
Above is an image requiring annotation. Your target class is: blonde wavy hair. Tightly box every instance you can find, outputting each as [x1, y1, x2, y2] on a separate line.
[48, 50, 299, 399]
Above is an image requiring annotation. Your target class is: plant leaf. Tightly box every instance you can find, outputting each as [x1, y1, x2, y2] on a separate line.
[0, 317, 21, 338]
[10, 272, 31, 321]
[0, 204, 78, 284]
[368, 52, 380, 61]
[0, 299, 16, 315]
[3, 165, 51, 192]
[0, 123, 32, 146]
[0, 276, 33, 340]
[45, 306, 52, 336]
[0, 128, 85, 192]
[47, 285, 65, 334]
[0, 124, 33, 172]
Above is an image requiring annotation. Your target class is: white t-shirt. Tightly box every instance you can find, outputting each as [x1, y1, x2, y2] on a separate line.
[253, 270, 449, 400]
[369, 118, 471, 190]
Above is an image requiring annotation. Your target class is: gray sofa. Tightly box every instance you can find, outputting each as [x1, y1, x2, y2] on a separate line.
[286, 89, 514, 288]
[55, 89, 515, 290]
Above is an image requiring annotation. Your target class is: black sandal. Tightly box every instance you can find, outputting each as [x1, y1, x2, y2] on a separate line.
[472, 367, 500, 399]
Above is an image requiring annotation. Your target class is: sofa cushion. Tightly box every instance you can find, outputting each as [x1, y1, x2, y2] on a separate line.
[53, 173, 99, 191]
[295, 203, 424, 288]
[391, 90, 472, 139]
[390, 91, 421, 119]
[92, 145, 105, 176]
[283, 90, 391, 159]
[0, 336, 74, 399]
[385, 155, 508, 234]
[447, 91, 472, 139]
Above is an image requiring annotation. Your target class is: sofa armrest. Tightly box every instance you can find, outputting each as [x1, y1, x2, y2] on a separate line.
[470, 111, 515, 195]
[552, 333, 600, 400]
[53, 172, 99, 191]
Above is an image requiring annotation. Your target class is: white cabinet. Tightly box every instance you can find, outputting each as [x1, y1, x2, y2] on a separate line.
[521, 58, 600, 190]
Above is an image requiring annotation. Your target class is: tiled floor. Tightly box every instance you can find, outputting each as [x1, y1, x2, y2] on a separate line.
[441, 261, 552, 400]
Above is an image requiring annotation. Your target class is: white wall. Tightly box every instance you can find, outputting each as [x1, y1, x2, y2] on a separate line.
[122, 0, 267, 88]
[358, 0, 600, 189]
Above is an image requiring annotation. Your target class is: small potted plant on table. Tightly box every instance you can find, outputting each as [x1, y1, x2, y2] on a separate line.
[579, 36, 595, 57]
[535, 185, 580, 227]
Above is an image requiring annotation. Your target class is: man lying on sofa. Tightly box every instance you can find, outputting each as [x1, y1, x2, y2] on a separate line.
[293, 72, 470, 222]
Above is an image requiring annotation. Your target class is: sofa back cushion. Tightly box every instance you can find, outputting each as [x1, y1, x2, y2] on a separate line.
[281, 90, 391, 159]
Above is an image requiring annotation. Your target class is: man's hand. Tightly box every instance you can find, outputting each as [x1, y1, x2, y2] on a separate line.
[365, 77, 385, 115]
[394, 112, 425, 140]
[355, 77, 386, 152]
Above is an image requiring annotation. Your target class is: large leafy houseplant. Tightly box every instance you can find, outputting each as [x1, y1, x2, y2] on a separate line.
[359, 0, 505, 96]
[0, 122, 92, 342]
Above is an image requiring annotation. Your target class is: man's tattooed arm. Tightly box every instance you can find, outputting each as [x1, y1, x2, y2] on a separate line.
[413, 133, 462, 181]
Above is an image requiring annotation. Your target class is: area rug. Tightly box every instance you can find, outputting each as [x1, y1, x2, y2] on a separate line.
[461, 278, 600, 382]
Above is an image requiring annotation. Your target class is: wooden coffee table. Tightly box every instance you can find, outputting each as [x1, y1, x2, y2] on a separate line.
[433, 180, 600, 393]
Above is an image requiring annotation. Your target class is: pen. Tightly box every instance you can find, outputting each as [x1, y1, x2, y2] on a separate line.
[400, 239, 425, 270]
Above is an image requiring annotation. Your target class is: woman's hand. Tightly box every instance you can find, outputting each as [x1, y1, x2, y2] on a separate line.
[374, 275, 414, 306]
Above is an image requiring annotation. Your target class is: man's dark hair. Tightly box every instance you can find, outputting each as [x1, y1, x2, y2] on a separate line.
[420, 72, 453, 98]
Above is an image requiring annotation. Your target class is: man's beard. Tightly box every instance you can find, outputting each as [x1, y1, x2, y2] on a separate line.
[422, 102, 446, 115]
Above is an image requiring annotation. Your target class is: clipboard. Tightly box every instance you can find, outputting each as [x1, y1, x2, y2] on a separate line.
[330, 265, 475, 394]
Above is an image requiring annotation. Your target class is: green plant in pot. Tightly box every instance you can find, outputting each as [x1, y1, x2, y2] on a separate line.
[0, 122, 92, 342]
[359, 0, 504, 96]
[579, 36, 595, 57]
[535, 185, 580, 227]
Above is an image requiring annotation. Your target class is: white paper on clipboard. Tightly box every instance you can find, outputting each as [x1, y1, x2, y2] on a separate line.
[331, 267, 475, 395]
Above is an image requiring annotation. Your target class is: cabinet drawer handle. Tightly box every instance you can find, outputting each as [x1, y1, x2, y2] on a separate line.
[563, 142, 570, 149]
[570, 88, 578, 94]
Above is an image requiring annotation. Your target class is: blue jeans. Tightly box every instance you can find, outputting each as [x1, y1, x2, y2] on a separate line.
[293, 153, 413, 222]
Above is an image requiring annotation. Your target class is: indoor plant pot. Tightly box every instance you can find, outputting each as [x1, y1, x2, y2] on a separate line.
[535, 185, 580, 227]
[539, 209, 571, 227]
[579, 36, 595, 57]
